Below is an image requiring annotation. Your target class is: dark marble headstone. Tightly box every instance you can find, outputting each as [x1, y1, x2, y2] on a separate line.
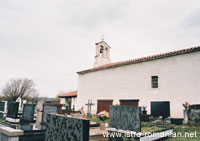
[188, 104, 200, 125]
[6, 102, 19, 118]
[42, 104, 62, 123]
[45, 113, 90, 141]
[20, 124, 33, 131]
[21, 104, 36, 123]
[151, 101, 170, 118]
[109, 105, 141, 132]
[0, 113, 3, 118]
[189, 104, 200, 110]
[0, 101, 6, 118]
[171, 118, 183, 125]
[0, 101, 5, 112]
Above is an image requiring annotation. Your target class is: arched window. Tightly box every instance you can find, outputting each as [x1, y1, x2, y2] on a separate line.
[100, 46, 104, 53]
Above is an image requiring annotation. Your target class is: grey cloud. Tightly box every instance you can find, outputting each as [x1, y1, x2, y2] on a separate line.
[57, 0, 130, 30]
[183, 8, 200, 28]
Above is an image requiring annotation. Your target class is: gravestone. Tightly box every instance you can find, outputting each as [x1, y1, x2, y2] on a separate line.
[5, 102, 20, 123]
[42, 104, 62, 123]
[20, 124, 34, 131]
[45, 113, 90, 141]
[187, 104, 200, 125]
[109, 105, 141, 132]
[171, 118, 183, 125]
[151, 101, 170, 118]
[21, 104, 36, 123]
[6, 102, 19, 118]
[0, 102, 5, 112]
[0, 101, 8, 118]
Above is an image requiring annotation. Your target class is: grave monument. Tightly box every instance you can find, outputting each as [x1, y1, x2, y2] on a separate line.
[42, 103, 62, 123]
[20, 104, 36, 124]
[109, 105, 141, 132]
[0, 101, 8, 118]
[151, 101, 170, 118]
[6, 102, 20, 123]
[45, 113, 90, 141]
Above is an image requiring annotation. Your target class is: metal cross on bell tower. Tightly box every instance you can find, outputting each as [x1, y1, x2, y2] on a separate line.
[101, 34, 104, 41]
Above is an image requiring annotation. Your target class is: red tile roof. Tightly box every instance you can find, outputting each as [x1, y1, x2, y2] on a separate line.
[95, 41, 104, 45]
[77, 46, 200, 75]
[95, 41, 111, 48]
[57, 90, 77, 98]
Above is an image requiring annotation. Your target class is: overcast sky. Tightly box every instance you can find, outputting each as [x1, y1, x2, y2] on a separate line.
[0, 0, 200, 97]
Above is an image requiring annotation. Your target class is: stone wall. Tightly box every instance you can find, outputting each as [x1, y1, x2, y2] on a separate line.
[45, 113, 90, 141]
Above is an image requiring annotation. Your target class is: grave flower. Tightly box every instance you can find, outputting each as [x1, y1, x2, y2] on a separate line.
[142, 105, 147, 111]
[183, 101, 190, 110]
[97, 110, 109, 121]
[141, 105, 147, 115]
[80, 106, 84, 114]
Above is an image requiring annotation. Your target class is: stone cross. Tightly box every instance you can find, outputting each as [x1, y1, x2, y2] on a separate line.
[16, 97, 22, 108]
[85, 99, 95, 118]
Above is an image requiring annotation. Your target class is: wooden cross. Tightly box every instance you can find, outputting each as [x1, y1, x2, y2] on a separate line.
[85, 99, 95, 118]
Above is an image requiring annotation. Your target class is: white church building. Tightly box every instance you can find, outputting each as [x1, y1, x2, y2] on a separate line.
[76, 40, 200, 118]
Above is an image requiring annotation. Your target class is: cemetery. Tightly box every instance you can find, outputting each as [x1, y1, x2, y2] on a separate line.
[0, 98, 200, 141]
[1, 0, 200, 138]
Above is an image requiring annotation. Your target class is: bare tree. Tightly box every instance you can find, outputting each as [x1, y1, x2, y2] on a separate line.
[1, 78, 39, 102]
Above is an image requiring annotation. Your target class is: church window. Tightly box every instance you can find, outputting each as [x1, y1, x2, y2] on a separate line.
[151, 76, 158, 88]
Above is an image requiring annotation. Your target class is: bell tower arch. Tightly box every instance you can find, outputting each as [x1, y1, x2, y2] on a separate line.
[94, 40, 111, 67]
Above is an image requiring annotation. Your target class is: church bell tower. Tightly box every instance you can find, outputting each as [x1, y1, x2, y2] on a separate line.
[94, 40, 111, 67]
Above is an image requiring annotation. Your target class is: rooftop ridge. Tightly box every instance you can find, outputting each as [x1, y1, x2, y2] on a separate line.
[77, 46, 200, 74]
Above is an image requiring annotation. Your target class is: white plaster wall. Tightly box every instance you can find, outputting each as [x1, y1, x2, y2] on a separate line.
[60, 98, 66, 105]
[94, 57, 111, 67]
[94, 42, 111, 67]
[71, 98, 76, 106]
[76, 51, 200, 118]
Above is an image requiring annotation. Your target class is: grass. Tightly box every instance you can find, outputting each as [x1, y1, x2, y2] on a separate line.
[0, 118, 4, 123]
[88, 116, 200, 140]
[141, 122, 169, 133]
[165, 125, 200, 141]
[141, 126, 166, 133]
[141, 122, 200, 140]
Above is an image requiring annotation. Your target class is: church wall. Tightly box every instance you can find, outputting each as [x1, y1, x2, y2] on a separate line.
[94, 57, 111, 67]
[76, 51, 200, 118]
[60, 98, 66, 105]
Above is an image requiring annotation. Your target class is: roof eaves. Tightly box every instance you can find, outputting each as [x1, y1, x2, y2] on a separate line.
[77, 46, 200, 75]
